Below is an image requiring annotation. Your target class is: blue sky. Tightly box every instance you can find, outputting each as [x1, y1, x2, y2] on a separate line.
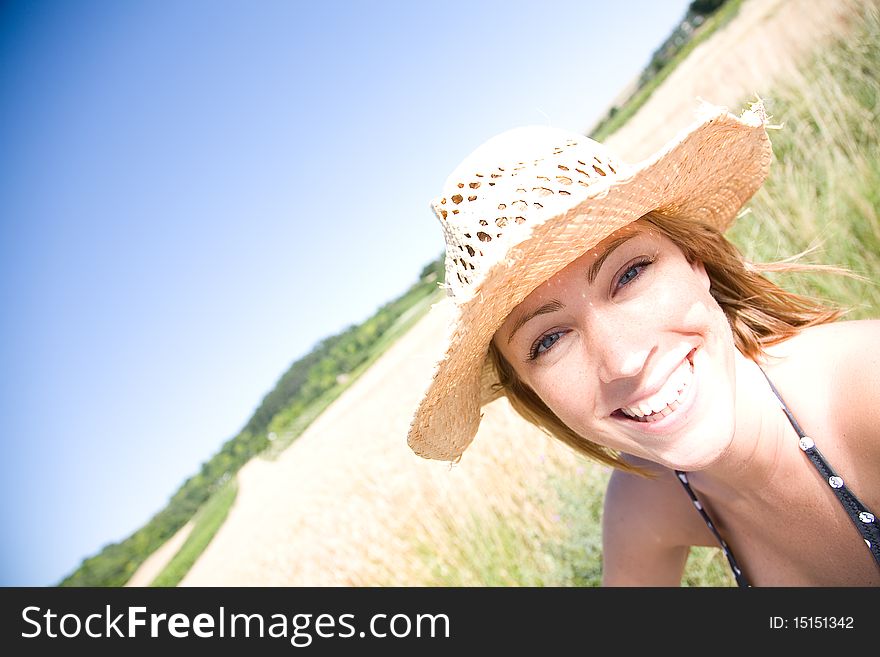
[0, 0, 694, 586]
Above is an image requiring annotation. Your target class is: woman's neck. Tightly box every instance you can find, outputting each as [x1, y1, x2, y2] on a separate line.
[689, 349, 802, 501]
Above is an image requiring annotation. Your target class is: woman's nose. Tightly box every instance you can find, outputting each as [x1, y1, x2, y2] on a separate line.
[591, 315, 654, 384]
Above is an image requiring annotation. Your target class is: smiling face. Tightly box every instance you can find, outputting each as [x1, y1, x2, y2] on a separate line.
[492, 220, 738, 471]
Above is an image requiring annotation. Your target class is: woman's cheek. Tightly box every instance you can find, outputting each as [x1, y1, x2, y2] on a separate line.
[526, 350, 584, 419]
[542, 364, 599, 433]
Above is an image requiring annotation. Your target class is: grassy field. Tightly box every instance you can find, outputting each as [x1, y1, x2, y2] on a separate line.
[726, 4, 880, 316]
[379, 1, 880, 587]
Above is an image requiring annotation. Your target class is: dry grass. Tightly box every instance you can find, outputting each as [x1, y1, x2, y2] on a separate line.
[727, 2, 880, 316]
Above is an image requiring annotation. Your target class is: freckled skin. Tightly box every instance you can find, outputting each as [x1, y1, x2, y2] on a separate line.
[494, 222, 737, 471]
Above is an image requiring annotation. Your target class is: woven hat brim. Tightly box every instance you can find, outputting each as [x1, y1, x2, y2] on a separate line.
[408, 107, 772, 461]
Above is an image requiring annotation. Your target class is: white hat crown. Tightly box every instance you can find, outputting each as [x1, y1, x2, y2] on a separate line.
[432, 126, 630, 302]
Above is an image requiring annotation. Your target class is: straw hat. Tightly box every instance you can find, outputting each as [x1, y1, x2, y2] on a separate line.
[408, 101, 772, 461]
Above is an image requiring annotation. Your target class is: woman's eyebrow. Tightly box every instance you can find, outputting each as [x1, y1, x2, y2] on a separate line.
[505, 233, 639, 345]
[588, 233, 638, 283]
[506, 299, 565, 344]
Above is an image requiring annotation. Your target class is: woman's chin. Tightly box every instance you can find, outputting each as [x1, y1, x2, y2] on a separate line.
[664, 436, 732, 472]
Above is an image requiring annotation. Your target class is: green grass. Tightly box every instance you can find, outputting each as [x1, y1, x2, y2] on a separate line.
[681, 547, 737, 587]
[401, 462, 608, 587]
[150, 477, 238, 587]
[726, 4, 880, 318]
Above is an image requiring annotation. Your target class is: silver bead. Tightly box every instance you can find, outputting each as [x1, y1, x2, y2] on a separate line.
[828, 476, 844, 489]
[859, 512, 875, 523]
[798, 436, 814, 450]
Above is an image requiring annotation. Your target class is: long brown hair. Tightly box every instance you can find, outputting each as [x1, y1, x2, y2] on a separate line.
[488, 211, 844, 473]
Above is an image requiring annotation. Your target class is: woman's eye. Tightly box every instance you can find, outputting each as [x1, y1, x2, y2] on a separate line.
[529, 330, 565, 360]
[615, 257, 654, 290]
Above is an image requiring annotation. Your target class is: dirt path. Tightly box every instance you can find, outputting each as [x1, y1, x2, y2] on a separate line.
[128, 0, 866, 587]
[124, 521, 193, 587]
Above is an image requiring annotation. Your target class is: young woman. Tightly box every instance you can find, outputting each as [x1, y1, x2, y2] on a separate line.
[407, 103, 880, 586]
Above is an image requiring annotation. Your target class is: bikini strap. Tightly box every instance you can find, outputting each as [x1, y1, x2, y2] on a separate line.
[674, 470, 750, 587]
[758, 366, 880, 570]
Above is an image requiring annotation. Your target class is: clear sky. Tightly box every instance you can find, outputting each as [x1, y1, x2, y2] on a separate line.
[0, 0, 694, 586]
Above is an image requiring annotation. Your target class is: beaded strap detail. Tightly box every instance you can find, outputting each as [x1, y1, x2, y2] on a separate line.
[675, 367, 880, 587]
[759, 369, 880, 570]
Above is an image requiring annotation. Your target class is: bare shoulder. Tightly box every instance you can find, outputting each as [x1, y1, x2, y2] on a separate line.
[766, 319, 878, 360]
[816, 320, 880, 398]
[766, 319, 879, 406]
[765, 319, 880, 463]
[601, 455, 717, 586]
[823, 320, 880, 460]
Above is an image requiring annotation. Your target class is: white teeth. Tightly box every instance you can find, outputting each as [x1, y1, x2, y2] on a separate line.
[619, 357, 693, 421]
